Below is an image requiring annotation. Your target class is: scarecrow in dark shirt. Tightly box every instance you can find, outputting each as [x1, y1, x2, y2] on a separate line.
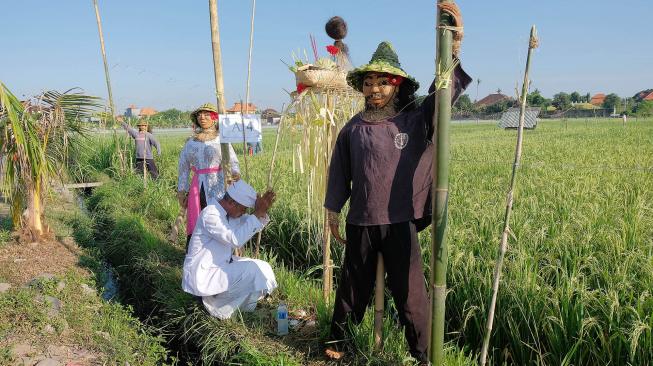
[323, 17, 471, 364]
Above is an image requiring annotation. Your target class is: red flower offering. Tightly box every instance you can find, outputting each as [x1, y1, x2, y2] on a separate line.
[389, 75, 404, 86]
[326, 45, 339, 55]
[296, 83, 308, 94]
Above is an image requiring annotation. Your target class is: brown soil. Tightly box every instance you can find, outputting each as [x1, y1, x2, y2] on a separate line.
[0, 234, 89, 286]
[0, 194, 103, 365]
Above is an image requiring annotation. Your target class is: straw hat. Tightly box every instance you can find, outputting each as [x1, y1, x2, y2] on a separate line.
[347, 41, 419, 94]
[191, 103, 218, 125]
[136, 119, 148, 126]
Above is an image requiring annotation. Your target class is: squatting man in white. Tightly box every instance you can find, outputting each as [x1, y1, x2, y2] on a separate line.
[182, 180, 277, 319]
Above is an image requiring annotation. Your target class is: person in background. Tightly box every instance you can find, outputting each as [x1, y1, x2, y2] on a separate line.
[182, 180, 277, 319]
[177, 103, 241, 247]
[120, 119, 161, 179]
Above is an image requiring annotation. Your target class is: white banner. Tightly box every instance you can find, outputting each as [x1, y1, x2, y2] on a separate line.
[219, 114, 262, 143]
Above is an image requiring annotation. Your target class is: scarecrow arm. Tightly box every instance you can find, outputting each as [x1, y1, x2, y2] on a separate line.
[177, 144, 191, 192]
[227, 143, 240, 175]
[120, 121, 138, 139]
[149, 133, 162, 155]
[423, 61, 473, 139]
[324, 128, 352, 214]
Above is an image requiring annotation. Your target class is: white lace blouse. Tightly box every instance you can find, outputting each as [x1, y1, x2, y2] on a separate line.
[177, 136, 240, 203]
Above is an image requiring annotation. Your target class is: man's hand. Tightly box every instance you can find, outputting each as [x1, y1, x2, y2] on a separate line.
[327, 210, 346, 245]
[253, 190, 276, 219]
[177, 191, 188, 209]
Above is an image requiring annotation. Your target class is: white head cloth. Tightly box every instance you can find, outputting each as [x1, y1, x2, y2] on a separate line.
[226, 180, 257, 208]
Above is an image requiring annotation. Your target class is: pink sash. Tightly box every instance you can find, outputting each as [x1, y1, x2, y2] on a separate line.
[187, 166, 221, 234]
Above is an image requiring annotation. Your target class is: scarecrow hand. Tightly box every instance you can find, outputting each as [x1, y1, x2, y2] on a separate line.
[327, 210, 346, 245]
[177, 191, 188, 209]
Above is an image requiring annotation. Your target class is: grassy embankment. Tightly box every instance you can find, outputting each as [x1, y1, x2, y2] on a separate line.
[0, 189, 171, 365]
[73, 118, 652, 365]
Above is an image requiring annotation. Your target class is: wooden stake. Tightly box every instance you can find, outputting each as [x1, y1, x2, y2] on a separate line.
[479, 26, 538, 366]
[374, 253, 385, 349]
[92, 0, 116, 121]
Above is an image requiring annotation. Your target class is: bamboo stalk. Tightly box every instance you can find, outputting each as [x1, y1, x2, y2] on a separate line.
[254, 102, 287, 258]
[92, 0, 116, 121]
[374, 253, 385, 349]
[243, 0, 256, 176]
[430, 1, 454, 363]
[322, 91, 333, 300]
[479, 26, 538, 366]
[208, 0, 232, 188]
[239, 99, 249, 180]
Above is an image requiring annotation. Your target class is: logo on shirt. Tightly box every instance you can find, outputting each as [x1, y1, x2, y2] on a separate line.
[394, 133, 409, 149]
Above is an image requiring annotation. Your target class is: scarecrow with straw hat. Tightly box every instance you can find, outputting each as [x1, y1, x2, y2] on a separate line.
[177, 103, 240, 247]
[120, 118, 161, 179]
[323, 6, 471, 363]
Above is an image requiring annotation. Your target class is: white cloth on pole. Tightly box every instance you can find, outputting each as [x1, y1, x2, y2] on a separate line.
[182, 204, 276, 318]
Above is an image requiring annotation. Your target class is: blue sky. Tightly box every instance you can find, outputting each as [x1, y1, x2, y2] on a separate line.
[1, 1, 651, 113]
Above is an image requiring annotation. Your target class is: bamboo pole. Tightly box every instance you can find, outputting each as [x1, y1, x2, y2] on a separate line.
[243, 0, 256, 175]
[374, 253, 385, 349]
[92, 0, 116, 121]
[239, 99, 249, 180]
[322, 91, 333, 300]
[430, 1, 454, 363]
[254, 102, 287, 258]
[208, 0, 232, 187]
[479, 26, 538, 366]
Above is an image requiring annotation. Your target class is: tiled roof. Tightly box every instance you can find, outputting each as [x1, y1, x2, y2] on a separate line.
[475, 93, 511, 106]
[590, 93, 606, 106]
[139, 107, 157, 116]
[226, 102, 257, 113]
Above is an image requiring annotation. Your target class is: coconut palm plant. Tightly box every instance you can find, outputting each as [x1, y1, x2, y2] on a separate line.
[1, 82, 101, 238]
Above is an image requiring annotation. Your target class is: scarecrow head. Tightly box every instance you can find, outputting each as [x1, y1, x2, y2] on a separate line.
[191, 103, 219, 131]
[347, 42, 419, 112]
[136, 119, 149, 132]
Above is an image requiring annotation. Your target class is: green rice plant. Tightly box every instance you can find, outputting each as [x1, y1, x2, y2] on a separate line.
[69, 118, 653, 365]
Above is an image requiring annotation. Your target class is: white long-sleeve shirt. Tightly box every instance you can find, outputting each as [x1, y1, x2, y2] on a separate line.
[182, 204, 269, 296]
[177, 136, 240, 203]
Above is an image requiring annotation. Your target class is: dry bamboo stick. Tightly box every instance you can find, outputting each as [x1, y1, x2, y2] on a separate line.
[92, 0, 115, 120]
[374, 253, 385, 349]
[479, 26, 538, 366]
[208, 0, 232, 187]
[254, 102, 288, 258]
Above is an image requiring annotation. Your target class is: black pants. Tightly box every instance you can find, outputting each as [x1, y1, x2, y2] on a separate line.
[185, 186, 208, 250]
[330, 221, 430, 362]
[135, 159, 159, 179]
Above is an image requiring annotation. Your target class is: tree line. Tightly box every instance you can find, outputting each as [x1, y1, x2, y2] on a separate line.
[453, 89, 653, 117]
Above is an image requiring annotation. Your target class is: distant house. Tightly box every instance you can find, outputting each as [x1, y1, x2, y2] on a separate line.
[633, 89, 653, 102]
[261, 108, 281, 124]
[475, 91, 512, 107]
[124, 105, 157, 118]
[125, 105, 141, 118]
[140, 107, 157, 117]
[226, 102, 257, 114]
[590, 93, 606, 106]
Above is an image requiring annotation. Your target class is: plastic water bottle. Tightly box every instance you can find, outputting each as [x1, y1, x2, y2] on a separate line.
[276, 302, 289, 335]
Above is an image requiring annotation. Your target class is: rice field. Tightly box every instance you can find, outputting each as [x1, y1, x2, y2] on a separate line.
[72, 118, 653, 365]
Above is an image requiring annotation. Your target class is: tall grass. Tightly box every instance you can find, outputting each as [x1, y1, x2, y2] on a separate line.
[72, 118, 653, 364]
